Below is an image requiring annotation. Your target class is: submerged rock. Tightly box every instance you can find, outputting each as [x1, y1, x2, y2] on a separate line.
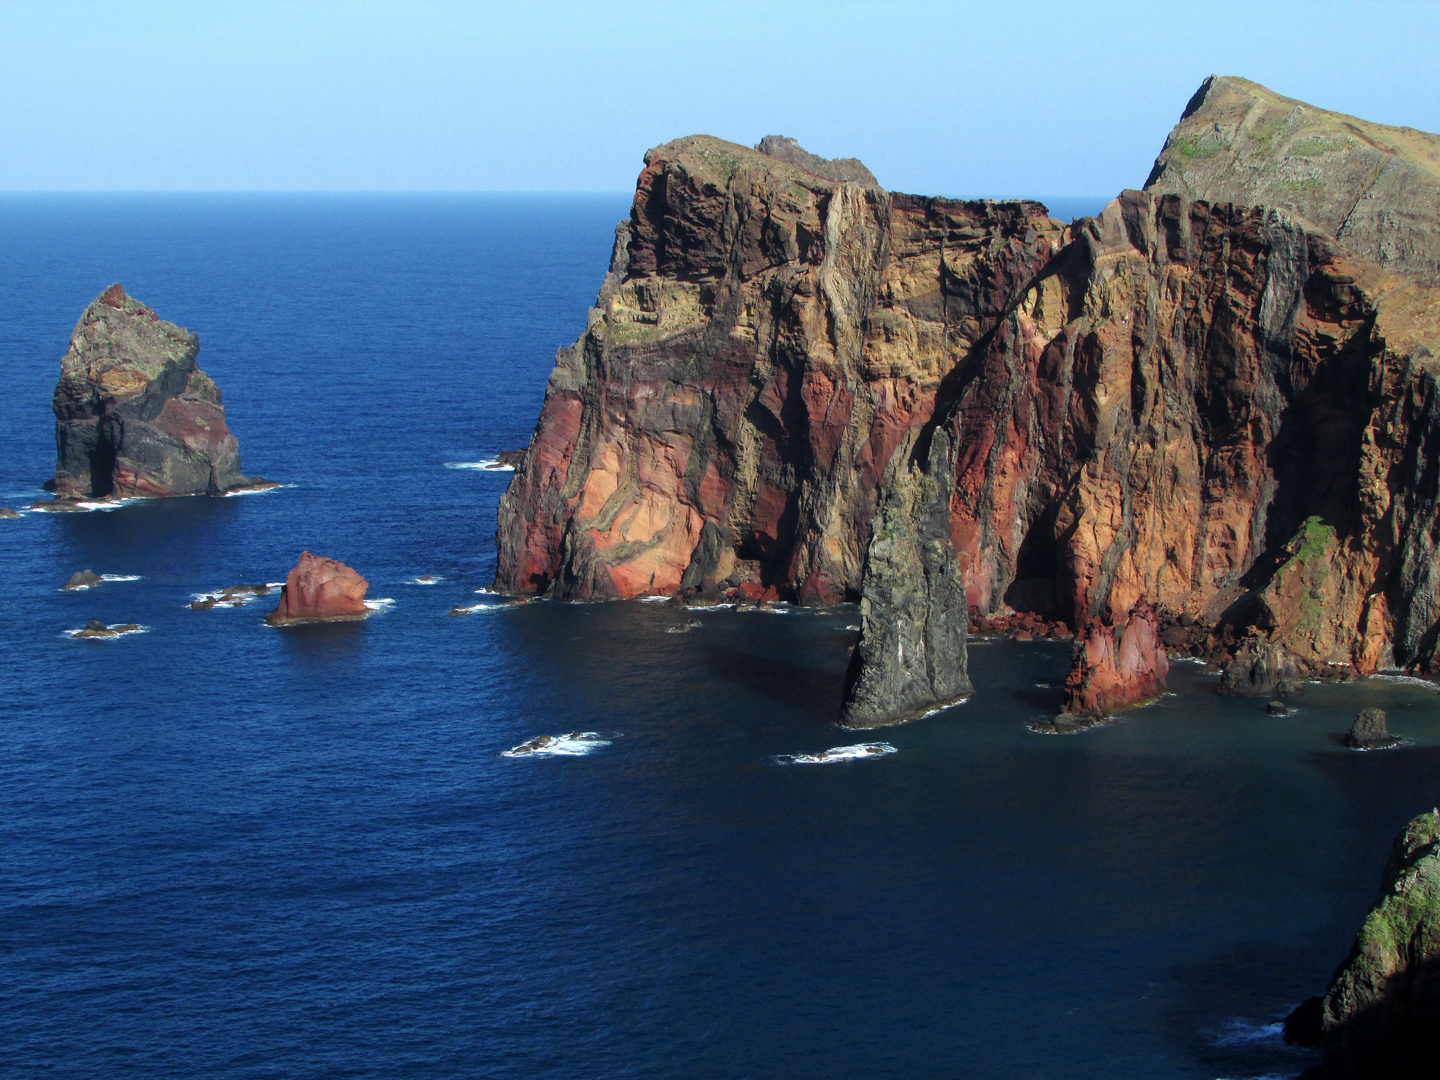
[1307, 809, 1440, 1076]
[839, 428, 971, 728]
[71, 620, 140, 639]
[1057, 600, 1169, 719]
[265, 552, 369, 625]
[1345, 707, 1400, 750]
[45, 284, 274, 502]
[63, 570, 101, 591]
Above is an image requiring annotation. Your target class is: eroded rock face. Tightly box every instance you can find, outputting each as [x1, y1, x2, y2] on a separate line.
[1313, 809, 1440, 1078]
[498, 90, 1440, 723]
[1059, 600, 1169, 719]
[1145, 75, 1440, 276]
[49, 284, 267, 500]
[265, 552, 369, 625]
[495, 135, 1062, 603]
[839, 427, 972, 727]
[754, 135, 879, 187]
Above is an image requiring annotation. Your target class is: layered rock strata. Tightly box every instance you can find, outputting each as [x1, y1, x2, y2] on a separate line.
[1058, 600, 1169, 720]
[1299, 809, 1440, 1078]
[47, 284, 269, 501]
[265, 552, 369, 625]
[498, 84, 1440, 725]
[1145, 75, 1440, 276]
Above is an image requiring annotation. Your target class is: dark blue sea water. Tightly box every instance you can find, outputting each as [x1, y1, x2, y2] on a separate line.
[1, 194, 1438, 1080]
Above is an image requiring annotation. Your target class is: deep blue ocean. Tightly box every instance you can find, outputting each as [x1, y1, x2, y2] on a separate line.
[2, 193, 1438, 1080]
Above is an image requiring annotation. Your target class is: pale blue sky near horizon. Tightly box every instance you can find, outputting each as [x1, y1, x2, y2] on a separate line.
[2, 0, 1437, 198]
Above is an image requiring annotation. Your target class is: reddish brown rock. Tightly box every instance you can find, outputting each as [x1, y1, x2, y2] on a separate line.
[265, 552, 369, 625]
[46, 284, 272, 501]
[1060, 600, 1170, 719]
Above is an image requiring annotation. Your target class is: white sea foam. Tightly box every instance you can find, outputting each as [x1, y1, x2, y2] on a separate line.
[917, 698, 970, 719]
[1209, 1018, 1285, 1048]
[364, 598, 395, 611]
[71, 497, 145, 512]
[445, 460, 513, 472]
[65, 624, 149, 640]
[473, 586, 495, 595]
[777, 742, 897, 765]
[639, 595, 670, 603]
[503, 732, 610, 757]
[99, 574, 142, 583]
[1373, 672, 1440, 691]
[221, 483, 291, 497]
[407, 576, 443, 585]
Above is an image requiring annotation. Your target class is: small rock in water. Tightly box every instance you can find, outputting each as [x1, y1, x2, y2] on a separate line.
[1267, 700, 1290, 716]
[1345, 707, 1399, 749]
[0, 507, 18, 519]
[64, 570, 101, 591]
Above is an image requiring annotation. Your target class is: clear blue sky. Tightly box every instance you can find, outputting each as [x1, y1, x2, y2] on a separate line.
[2, 0, 1437, 196]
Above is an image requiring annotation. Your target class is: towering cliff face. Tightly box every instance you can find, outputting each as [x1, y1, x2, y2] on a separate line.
[1145, 75, 1440, 276]
[495, 135, 1063, 603]
[48, 284, 267, 500]
[497, 86, 1440, 726]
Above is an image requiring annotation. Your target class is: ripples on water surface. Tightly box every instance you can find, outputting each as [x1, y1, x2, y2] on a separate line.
[1, 195, 1437, 1079]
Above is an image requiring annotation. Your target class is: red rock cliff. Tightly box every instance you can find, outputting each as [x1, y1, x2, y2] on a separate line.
[497, 123, 1440, 698]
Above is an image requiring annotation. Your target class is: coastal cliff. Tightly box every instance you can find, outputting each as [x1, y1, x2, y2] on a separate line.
[498, 80, 1440, 724]
[47, 284, 267, 501]
[495, 135, 1061, 603]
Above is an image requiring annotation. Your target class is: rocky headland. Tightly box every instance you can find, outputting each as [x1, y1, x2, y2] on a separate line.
[265, 552, 370, 625]
[42, 284, 272, 505]
[1286, 809, 1440, 1078]
[495, 77, 1440, 725]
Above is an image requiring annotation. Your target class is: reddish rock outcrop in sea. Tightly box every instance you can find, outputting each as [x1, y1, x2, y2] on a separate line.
[1059, 600, 1169, 720]
[45, 284, 272, 502]
[497, 82, 1440, 724]
[265, 552, 370, 625]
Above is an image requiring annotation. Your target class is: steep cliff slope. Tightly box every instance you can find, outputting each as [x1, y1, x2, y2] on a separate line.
[47, 284, 267, 501]
[1145, 75, 1440, 276]
[495, 135, 1063, 603]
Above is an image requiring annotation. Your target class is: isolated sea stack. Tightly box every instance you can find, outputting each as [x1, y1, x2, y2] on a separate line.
[496, 78, 1440, 725]
[1055, 600, 1169, 724]
[265, 552, 370, 625]
[45, 284, 271, 502]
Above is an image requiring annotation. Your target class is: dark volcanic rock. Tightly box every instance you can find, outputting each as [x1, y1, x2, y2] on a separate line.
[1309, 809, 1440, 1077]
[72, 620, 140, 639]
[754, 135, 880, 187]
[64, 570, 101, 591]
[494, 449, 524, 468]
[47, 284, 271, 501]
[1058, 599, 1169, 719]
[265, 552, 369, 625]
[1220, 638, 1304, 697]
[839, 427, 971, 727]
[1268, 699, 1291, 716]
[1145, 76, 1440, 276]
[1345, 707, 1400, 749]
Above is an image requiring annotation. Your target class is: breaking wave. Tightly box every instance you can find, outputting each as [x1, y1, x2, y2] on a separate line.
[444, 460, 513, 472]
[1373, 672, 1439, 690]
[407, 576, 443, 585]
[221, 483, 291, 497]
[503, 732, 611, 757]
[363, 598, 395, 612]
[776, 742, 897, 765]
[99, 574, 142, 583]
[1208, 1018, 1286, 1048]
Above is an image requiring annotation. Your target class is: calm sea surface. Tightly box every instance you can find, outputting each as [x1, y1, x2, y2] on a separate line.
[1, 194, 1438, 1080]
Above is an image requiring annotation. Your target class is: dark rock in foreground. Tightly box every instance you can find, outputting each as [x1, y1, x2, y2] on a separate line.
[64, 570, 101, 591]
[1220, 638, 1304, 697]
[1304, 809, 1440, 1077]
[839, 428, 971, 727]
[1345, 707, 1400, 750]
[46, 284, 273, 502]
[265, 552, 369, 625]
[1268, 700, 1291, 716]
